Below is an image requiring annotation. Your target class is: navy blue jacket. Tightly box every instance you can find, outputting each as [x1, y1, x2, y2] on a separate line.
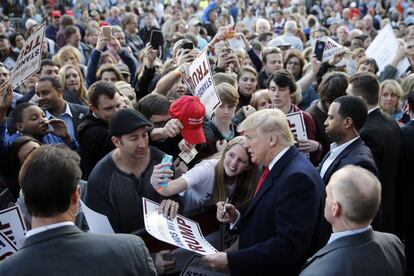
[227, 146, 329, 276]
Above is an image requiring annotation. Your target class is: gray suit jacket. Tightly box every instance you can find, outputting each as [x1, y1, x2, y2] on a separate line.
[0, 225, 157, 276]
[300, 229, 406, 276]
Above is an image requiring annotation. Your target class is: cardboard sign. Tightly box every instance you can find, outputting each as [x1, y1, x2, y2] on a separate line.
[0, 205, 27, 249]
[80, 200, 114, 234]
[180, 255, 230, 276]
[286, 111, 308, 142]
[11, 22, 46, 90]
[366, 24, 410, 77]
[312, 36, 343, 62]
[0, 232, 17, 261]
[143, 198, 218, 255]
[184, 48, 221, 117]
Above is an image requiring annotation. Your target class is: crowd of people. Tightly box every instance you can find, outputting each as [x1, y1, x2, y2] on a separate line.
[0, 0, 413, 275]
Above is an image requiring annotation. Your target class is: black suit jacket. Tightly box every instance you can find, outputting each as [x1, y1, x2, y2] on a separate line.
[400, 120, 414, 228]
[67, 102, 88, 138]
[300, 229, 406, 276]
[227, 146, 329, 276]
[318, 137, 378, 185]
[0, 225, 157, 276]
[360, 108, 401, 233]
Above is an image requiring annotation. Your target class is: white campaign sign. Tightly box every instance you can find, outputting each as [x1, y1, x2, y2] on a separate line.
[184, 48, 221, 117]
[287, 111, 307, 142]
[0, 205, 27, 249]
[11, 22, 46, 90]
[143, 198, 218, 255]
[366, 24, 410, 77]
[80, 200, 114, 234]
[312, 36, 343, 62]
[0, 232, 17, 261]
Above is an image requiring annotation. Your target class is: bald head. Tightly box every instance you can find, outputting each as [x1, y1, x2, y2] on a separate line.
[328, 165, 381, 225]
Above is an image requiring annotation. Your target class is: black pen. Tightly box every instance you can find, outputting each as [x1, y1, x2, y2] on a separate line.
[221, 197, 229, 219]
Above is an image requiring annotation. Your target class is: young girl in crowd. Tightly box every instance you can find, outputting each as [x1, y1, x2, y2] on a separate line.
[150, 136, 259, 213]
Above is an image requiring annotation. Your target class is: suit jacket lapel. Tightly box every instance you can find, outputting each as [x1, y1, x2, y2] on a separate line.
[243, 146, 298, 219]
[322, 138, 361, 183]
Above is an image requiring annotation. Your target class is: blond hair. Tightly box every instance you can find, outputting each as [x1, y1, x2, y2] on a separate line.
[380, 79, 403, 111]
[238, 109, 295, 147]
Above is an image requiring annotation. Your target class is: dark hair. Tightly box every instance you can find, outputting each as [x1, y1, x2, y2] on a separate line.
[60, 14, 75, 27]
[88, 80, 118, 107]
[357, 57, 379, 74]
[8, 32, 24, 48]
[38, 76, 62, 90]
[318, 72, 349, 111]
[408, 90, 414, 112]
[19, 145, 81, 217]
[11, 102, 35, 125]
[136, 94, 170, 119]
[41, 59, 58, 70]
[9, 136, 41, 181]
[268, 69, 297, 93]
[334, 95, 368, 131]
[249, 40, 263, 52]
[64, 25, 79, 42]
[349, 72, 379, 106]
[257, 32, 273, 42]
[262, 47, 282, 64]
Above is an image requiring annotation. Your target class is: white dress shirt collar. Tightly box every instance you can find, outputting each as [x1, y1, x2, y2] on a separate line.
[26, 221, 75, 238]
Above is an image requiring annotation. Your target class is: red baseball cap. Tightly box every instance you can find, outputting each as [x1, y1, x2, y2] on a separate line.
[50, 10, 61, 17]
[169, 96, 206, 144]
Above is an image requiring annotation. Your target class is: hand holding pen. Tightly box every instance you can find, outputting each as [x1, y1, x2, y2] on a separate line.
[221, 197, 229, 219]
[216, 199, 238, 224]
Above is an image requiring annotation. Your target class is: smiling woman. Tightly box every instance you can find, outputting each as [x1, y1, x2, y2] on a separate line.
[59, 64, 88, 105]
[150, 136, 259, 212]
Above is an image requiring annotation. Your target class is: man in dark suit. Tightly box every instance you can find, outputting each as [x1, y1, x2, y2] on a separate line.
[36, 76, 87, 140]
[0, 145, 157, 276]
[400, 91, 414, 274]
[318, 95, 378, 185]
[300, 165, 406, 276]
[203, 109, 329, 275]
[347, 72, 401, 234]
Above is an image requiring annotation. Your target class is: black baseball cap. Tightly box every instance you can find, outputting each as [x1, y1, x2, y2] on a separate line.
[109, 109, 152, 136]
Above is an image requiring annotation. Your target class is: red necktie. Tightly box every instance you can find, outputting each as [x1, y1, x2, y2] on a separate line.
[254, 167, 270, 196]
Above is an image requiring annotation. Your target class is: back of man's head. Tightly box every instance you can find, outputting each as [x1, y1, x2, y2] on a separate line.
[349, 72, 379, 106]
[334, 95, 368, 132]
[329, 165, 381, 225]
[19, 145, 81, 218]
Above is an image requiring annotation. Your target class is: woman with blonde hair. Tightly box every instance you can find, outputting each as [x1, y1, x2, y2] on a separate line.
[379, 80, 410, 125]
[59, 64, 88, 106]
[151, 136, 259, 212]
[53, 46, 87, 78]
[250, 89, 272, 110]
